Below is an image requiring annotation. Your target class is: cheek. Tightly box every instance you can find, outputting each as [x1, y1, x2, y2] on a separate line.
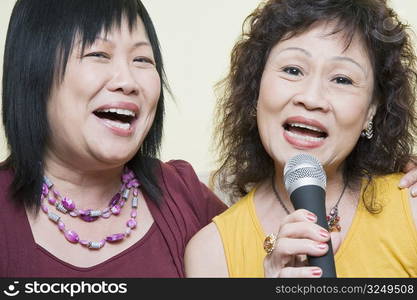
[66, 59, 102, 89]
[141, 71, 161, 111]
[53, 65, 100, 112]
[256, 96, 285, 157]
[258, 75, 288, 112]
[333, 82, 374, 126]
[47, 83, 93, 142]
[334, 99, 371, 130]
[47, 91, 71, 131]
[257, 75, 291, 134]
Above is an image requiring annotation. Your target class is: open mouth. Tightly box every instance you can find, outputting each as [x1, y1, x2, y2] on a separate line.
[283, 122, 328, 141]
[94, 108, 137, 130]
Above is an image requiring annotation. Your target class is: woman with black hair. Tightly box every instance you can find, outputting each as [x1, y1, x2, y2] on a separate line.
[0, 0, 226, 277]
[185, 0, 417, 277]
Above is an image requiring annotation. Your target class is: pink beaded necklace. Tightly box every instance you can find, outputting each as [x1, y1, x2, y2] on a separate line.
[40, 167, 140, 250]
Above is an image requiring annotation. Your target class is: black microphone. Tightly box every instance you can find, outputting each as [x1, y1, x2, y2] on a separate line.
[283, 153, 337, 278]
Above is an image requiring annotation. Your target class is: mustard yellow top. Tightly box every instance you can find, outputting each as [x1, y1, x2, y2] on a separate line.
[213, 174, 417, 277]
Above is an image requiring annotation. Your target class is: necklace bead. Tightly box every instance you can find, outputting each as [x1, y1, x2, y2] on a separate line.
[127, 218, 137, 229]
[88, 241, 105, 250]
[43, 177, 129, 223]
[111, 205, 121, 215]
[48, 212, 60, 223]
[56, 203, 68, 214]
[122, 189, 130, 199]
[41, 167, 140, 250]
[106, 233, 125, 243]
[89, 210, 102, 217]
[132, 197, 138, 208]
[101, 210, 112, 219]
[64, 230, 80, 243]
[62, 197, 75, 211]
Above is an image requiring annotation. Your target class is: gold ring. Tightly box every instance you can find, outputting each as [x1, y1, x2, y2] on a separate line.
[263, 233, 277, 255]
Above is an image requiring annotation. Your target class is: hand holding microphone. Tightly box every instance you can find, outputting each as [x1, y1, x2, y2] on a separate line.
[263, 153, 336, 278]
[283, 153, 336, 277]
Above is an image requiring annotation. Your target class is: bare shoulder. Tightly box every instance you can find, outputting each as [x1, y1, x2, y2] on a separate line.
[184, 222, 229, 277]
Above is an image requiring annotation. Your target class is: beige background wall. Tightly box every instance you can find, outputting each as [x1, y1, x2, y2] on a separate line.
[0, 0, 416, 175]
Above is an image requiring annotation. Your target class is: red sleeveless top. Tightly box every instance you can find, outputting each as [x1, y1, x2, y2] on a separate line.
[0, 160, 226, 277]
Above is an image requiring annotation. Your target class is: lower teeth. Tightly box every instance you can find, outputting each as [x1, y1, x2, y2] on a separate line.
[287, 130, 324, 142]
[104, 120, 131, 130]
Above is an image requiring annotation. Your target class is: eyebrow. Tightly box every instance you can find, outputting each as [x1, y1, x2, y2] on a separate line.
[331, 56, 366, 75]
[277, 47, 312, 57]
[276, 47, 367, 75]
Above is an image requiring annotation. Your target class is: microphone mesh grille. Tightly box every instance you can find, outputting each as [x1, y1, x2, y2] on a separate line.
[284, 154, 326, 192]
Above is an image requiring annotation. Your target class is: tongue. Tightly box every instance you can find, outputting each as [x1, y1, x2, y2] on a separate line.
[288, 127, 324, 138]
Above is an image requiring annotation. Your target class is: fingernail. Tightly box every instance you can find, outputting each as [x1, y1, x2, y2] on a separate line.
[319, 229, 330, 238]
[316, 242, 327, 250]
[399, 179, 408, 188]
[412, 188, 417, 197]
[312, 268, 322, 277]
[306, 213, 317, 222]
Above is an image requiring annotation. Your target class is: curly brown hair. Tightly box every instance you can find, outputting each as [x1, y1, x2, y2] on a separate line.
[214, 0, 417, 210]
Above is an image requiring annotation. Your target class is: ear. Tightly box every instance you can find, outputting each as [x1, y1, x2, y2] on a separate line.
[363, 103, 377, 130]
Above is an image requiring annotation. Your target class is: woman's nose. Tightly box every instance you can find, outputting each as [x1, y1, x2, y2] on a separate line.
[292, 77, 330, 112]
[106, 63, 140, 96]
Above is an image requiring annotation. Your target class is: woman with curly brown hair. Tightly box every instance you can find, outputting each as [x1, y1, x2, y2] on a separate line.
[185, 0, 417, 277]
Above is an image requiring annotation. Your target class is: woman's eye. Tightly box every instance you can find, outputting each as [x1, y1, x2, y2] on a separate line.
[134, 57, 155, 65]
[84, 52, 109, 59]
[333, 76, 353, 85]
[282, 67, 303, 76]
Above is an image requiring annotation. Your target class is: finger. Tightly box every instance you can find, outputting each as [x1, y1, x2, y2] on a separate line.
[282, 209, 317, 225]
[279, 266, 323, 278]
[275, 237, 329, 258]
[399, 165, 417, 189]
[279, 221, 330, 242]
[409, 186, 417, 198]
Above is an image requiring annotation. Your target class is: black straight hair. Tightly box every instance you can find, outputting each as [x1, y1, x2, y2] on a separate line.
[2, 0, 167, 209]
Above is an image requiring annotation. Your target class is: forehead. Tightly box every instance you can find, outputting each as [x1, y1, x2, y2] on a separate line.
[55, 15, 148, 79]
[75, 16, 147, 47]
[270, 21, 371, 66]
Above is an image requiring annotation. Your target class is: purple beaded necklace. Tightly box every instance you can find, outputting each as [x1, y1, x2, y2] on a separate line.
[40, 167, 140, 250]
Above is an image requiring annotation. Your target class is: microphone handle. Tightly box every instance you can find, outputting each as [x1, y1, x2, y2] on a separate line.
[290, 186, 337, 278]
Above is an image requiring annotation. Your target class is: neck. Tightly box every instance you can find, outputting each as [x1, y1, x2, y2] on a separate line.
[43, 155, 125, 209]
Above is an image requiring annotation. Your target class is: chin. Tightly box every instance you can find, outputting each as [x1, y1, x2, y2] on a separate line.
[91, 145, 138, 166]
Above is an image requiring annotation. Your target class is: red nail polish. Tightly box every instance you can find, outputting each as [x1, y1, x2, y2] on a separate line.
[312, 268, 322, 277]
[306, 213, 317, 222]
[319, 229, 330, 238]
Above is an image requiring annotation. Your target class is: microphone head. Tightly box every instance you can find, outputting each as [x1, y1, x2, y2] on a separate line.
[284, 153, 326, 195]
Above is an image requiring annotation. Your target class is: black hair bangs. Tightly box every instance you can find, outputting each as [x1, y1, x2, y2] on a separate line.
[3, 0, 166, 208]
[49, 0, 148, 80]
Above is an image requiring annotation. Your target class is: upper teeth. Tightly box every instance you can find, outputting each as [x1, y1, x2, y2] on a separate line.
[289, 123, 324, 133]
[98, 108, 136, 117]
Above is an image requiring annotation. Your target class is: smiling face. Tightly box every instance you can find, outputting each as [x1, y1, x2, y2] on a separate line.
[257, 21, 376, 176]
[46, 17, 161, 170]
